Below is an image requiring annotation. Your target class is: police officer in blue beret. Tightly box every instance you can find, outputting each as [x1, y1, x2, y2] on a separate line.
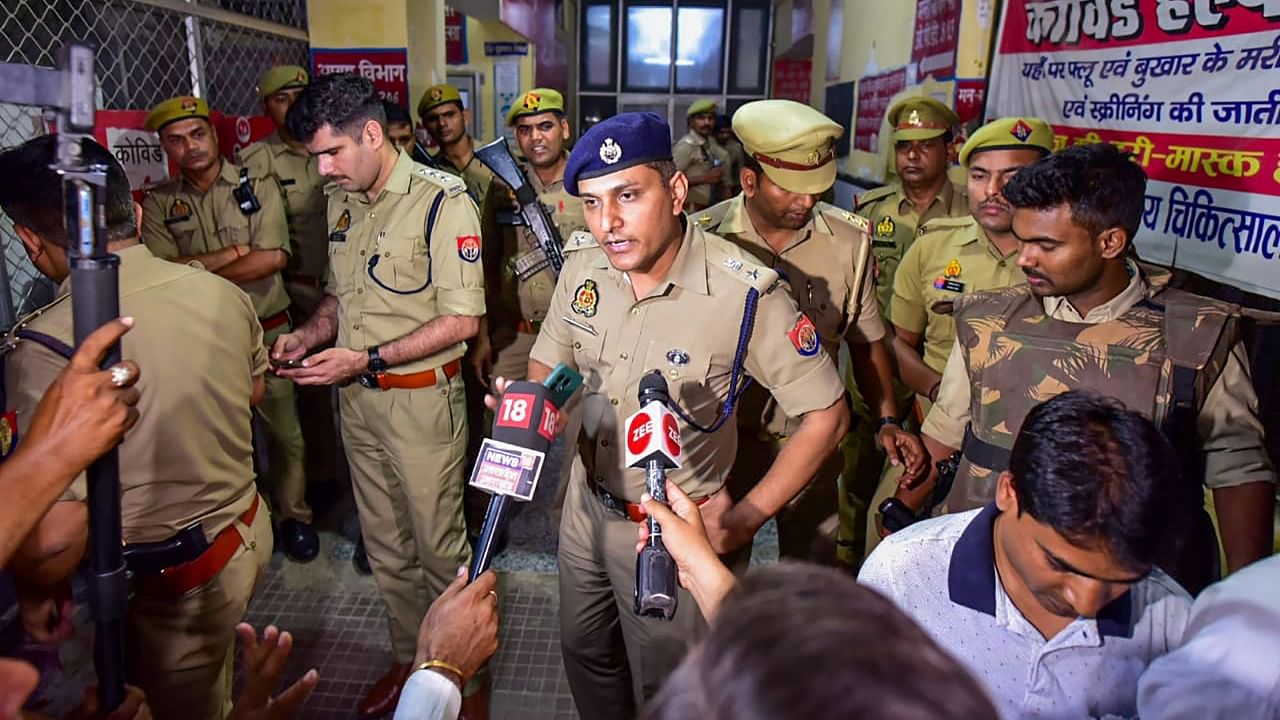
[487, 112, 850, 717]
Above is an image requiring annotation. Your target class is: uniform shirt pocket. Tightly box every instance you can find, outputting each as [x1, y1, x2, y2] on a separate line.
[372, 230, 430, 292]
[644, 341, 717, 428]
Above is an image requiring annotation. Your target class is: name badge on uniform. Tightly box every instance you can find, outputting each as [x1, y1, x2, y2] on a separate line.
[512, 247, 549, 281]
[329, 209, 351, 243]
[280, 178, 297, 187]
[933, 258, 964, 292]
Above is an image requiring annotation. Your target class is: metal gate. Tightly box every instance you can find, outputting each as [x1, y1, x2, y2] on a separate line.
[0, 0, 310, 328]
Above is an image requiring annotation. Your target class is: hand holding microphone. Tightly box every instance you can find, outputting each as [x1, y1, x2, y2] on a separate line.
[625, 371, 683, 620]
[469, 365, 582, 580]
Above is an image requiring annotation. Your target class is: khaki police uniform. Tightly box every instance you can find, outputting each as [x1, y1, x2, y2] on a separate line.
[693, 98, 880, 562]
[480, 157, 588, 378]
[418, 83, 496, 205]
[702, 197, 879, 560]
[238, 127, 341, 495]
[672, 132, 720, 211]
[238, 132, 329, 311]
[3, 245, 271, 720]
[533, 219, 846, 717]
[715, 135, 746, 196]
[141, 157, 311, 526]
[836, 96, 968, 567]
[325, 150, 485, 663]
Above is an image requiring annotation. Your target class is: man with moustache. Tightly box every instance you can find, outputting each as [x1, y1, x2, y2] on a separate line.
[272, 74, 487, 717]
[864, 117, 1052, 551]
[899, 143, 1275, 590]
[672, 99, 726, 211]
[141, 95, 315, 562]
[836, 96, 969, 568]
[694, 99, 925, 561]
[491, 111, 849, 718]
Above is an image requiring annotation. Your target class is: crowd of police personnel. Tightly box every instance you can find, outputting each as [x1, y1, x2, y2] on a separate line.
[0, 62, 1272, 720]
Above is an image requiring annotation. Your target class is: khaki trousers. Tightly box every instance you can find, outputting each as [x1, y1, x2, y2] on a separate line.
[339, 373, 472, 662]
[259, 324, 311, 523]
[557, 464, 749, 720]
[730, 427, 844, 562]
[127, 493, 272, 720]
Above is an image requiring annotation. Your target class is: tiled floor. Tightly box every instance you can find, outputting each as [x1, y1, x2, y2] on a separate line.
[241, 554, 579, 720]
[22, 431, 780, 719]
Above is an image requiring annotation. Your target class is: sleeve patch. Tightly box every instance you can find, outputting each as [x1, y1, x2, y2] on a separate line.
[458, 235, 481, 262]
[787, 315, 821, 356]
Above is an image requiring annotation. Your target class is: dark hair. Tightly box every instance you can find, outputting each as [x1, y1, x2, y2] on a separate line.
[646, 563, 997, 720]
[1002, 142, 1147, 240]
[382, 100, 412, 128]
[1009, 391, 1198, 571]
[646, 160, 678, 187]
[741, 153, 763, 178]
[0, 136, 136, 247]
[285, 73, 387, 143]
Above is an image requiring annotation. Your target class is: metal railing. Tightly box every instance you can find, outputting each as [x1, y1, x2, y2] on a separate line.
[0, 0, 309, 327]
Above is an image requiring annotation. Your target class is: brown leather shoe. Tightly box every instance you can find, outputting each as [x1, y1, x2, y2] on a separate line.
[358, 662, 412, 719]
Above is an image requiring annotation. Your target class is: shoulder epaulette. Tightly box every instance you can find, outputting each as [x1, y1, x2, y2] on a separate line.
[816, 203, 870, 235]
[691, 200, 732, 231]
[564, 230, 599, 252]
[1, 293, 72, 357]
[855, 185, 898, 210]
[237, 140, 268, 165]
[414, 166, 468, 198]
[704, 234, 779, 294]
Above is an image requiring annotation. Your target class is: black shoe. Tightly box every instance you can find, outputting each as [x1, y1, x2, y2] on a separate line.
[280, 519, 319, 563]
[353, 536, 372, 575]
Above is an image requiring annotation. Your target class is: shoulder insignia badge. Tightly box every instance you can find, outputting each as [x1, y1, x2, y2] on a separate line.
[787, 315, 820, 357]
[457, 235, 481, 262]
[875, 215, 896, 238]
[571, 279, 599, 317]
[330, 209, 351, 243]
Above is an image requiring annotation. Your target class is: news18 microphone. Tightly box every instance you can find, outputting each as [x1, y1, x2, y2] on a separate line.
[625, 371, 682, 620]
[469, 365, 581, 580]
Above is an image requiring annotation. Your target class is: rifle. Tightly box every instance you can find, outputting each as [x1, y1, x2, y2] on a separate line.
[0, 44, 128, 710]
[473, 136, 567, 277]
[412, 140, 445, 171]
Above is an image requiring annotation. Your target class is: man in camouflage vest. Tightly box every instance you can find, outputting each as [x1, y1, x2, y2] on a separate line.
[899, 143, 1275, 591]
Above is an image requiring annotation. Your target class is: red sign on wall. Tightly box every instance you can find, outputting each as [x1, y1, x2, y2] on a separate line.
[310, 48, 410, 109]
[911, 0, 962, 79]
[953, 78, 986, 126]
[854, 67, 908, 153]
[91, 109, 274, 195]
[445, 8, 468, 65]
[771, 58, 812, 103]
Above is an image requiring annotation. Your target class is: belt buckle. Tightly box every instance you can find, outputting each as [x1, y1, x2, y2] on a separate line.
[357, 374, 380, 389]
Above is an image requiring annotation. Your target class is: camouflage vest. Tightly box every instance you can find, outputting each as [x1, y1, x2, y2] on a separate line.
[946, 274, 1239, 511]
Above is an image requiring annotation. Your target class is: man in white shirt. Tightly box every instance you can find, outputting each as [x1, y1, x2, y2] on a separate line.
[1138, 554, 1280, 719]
[860, 391, 1196, 719]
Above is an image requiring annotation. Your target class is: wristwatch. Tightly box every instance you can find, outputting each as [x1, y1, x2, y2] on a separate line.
[359, 345, 389, 389]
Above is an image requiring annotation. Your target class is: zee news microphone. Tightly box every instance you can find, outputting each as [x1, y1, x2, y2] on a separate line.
[626, 371, 683, 620]
[469, 365, 582, 581]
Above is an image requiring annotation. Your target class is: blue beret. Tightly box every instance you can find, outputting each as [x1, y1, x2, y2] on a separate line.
[564, 112, 673, 196]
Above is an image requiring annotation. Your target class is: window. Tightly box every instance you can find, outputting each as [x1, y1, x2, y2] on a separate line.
[581, 0, 771, 129]
[581, 1, 617, 91]
[729, 2, 770, 94]
[674, 5, 726, 93]
[623, 4, 673, 92]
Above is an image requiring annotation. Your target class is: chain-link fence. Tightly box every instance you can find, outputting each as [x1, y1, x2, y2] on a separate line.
[0, 0, 309, 328]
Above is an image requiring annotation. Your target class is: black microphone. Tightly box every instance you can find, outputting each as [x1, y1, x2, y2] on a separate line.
[469, 366, 582, 580]
[627, 371, 682, 620]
